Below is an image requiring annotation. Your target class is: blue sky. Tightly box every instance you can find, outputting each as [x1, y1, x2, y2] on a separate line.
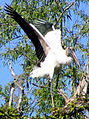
[0, 0, 10, 6]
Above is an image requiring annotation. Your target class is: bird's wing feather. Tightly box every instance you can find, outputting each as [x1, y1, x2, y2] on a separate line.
[4, 4, 50, 62]
[33, 19, 54, 36]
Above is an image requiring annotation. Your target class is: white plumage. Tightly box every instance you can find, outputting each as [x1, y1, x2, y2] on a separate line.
[30, 29, 73, 79]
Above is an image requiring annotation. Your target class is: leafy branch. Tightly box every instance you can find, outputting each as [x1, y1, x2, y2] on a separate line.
[55, 0, 78, 27]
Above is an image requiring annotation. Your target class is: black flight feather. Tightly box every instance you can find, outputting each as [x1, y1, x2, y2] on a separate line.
[4, 4, 47, 62]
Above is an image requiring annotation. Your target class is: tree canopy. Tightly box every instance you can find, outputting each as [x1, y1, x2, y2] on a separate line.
[0, 0, 89, 118]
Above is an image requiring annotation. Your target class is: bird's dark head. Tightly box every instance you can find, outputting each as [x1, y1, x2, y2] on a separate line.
[66, 47, 74, 57]
[66, 47, 81, 68]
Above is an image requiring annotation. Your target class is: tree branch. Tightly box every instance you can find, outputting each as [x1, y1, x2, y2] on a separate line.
[74, 58, 89, 98]
[50, 79, 55, 108]
[9, 61, 24, 111]
[9, 86, 15, 106]
[32, 83, 47, 88]
[57, 88, 69, 104]
[9, 61, 16, 106]
[17, 86, 24, 111]
[9, 61, 16, 80]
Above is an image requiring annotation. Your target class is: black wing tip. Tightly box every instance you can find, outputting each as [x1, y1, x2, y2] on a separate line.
[4, 3, 11, 10]
[5, 3, 16, 11]
[4, 3, 16, 17]
[4, 3, 9, 8]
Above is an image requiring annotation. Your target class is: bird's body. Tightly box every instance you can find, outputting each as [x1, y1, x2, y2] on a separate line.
[4, 4, 80, 80]
[30, 29, 72, 79]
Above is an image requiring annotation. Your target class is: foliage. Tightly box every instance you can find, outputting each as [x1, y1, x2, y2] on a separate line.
[0, 106, 23, 119]
[0, 0, 89, 118]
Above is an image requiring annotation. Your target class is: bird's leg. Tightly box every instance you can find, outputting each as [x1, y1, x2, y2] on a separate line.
[56, 73, 60, 89]
[50, 77, 55, 108]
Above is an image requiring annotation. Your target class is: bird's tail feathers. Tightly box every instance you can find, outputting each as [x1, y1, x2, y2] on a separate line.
[30, 67, 42, 78]
[30, 66, 50, 79]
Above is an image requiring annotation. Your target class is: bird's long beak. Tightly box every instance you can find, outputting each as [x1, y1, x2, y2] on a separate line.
[71, 51, 81, 69]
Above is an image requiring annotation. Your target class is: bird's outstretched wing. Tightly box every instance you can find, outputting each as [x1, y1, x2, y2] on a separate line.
[33, 19, 54, 36]
[4, 4, 50, 62]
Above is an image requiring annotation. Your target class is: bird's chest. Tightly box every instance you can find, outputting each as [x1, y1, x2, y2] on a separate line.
[53, 51, 72, 65]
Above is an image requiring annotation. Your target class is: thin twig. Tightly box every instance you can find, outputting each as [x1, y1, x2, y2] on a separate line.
[57, 88, 69, 103]
[12, 35, 25, 40]
[32, 83, 47, 88]
[73, 19, 89, 43]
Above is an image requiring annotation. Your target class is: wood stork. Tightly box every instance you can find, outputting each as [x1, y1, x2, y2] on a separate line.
[5, 4, 81, 80]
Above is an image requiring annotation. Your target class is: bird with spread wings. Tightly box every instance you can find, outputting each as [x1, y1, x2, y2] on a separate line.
[4, 4, 80, 79]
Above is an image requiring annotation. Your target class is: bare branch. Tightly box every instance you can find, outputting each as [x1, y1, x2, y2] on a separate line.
[9, 61, 16, 106]
[50, 79, 55, 108]
[9, 61, 16, 80]
[9, 61, 24, 110]
[9, 86, 15, 106]
[9, 61, 22, 88]
[17, 86, 24, 111]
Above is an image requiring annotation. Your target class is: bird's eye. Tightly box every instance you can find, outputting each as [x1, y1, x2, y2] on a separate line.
[71, 47, 74, 51]
[69, 47, 74, 51]
[66, 47, 73, 57]
[68, 47, 71, 51]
